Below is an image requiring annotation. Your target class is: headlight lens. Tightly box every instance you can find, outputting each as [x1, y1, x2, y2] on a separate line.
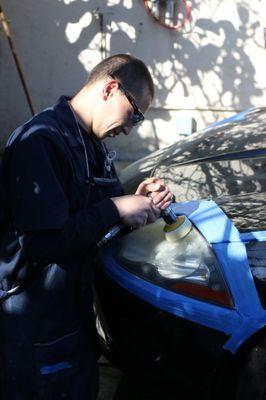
[115, 218, 233, 308]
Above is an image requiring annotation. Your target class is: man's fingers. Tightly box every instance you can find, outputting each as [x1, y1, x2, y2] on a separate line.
[135, 178, 157, 195]
[135, 178, 167, 196]
[145, 182, 162, 194]
[144, 200, 161, 224]
[136, 182, 161, 196]
[111, 193, 163, 228]
[152, 190, 173, 206]
[160, 200, 172, 210]
[152, 189, 168, 205]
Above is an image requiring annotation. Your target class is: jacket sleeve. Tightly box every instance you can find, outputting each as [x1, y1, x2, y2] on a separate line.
[19, 199, 120, 263]
[6, 130, 121, 263]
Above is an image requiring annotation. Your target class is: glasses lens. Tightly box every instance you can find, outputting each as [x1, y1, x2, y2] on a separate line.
[118, 82, 144, 125]
[132, 110, 144, 125]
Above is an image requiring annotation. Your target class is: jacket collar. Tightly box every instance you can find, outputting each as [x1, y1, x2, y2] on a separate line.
[54, 96, 84, 147]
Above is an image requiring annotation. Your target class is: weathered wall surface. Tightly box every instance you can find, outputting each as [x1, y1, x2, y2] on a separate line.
[1, 0, 265, 159]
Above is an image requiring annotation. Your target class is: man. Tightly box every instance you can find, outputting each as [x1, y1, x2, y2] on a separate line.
[0, 54, 172, 399]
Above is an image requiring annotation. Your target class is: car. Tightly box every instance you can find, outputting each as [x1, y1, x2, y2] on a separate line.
[94, 107, 266, 400]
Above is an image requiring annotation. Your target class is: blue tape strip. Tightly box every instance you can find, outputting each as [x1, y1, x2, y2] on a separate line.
[102, 200, 266, 354]
[103, 255, 242, 334]
[172, 201, 266, 244]
[240, 231, 266, 242]
[172, 200, 241, 243]
[40, 361, 72, 375]
[213, 242, 266, 351]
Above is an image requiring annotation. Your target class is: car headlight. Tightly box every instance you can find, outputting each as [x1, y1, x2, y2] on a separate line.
[115, 218, 234, 308]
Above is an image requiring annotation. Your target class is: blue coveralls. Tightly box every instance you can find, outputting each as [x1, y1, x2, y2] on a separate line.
[0, 96, 123, 399]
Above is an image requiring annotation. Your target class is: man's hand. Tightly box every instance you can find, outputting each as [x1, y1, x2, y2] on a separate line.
[111, 194, 161, 228]
[135, 177, 173, 210]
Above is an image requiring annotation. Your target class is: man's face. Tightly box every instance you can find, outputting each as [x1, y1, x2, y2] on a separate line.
[93, 79, 151, 140]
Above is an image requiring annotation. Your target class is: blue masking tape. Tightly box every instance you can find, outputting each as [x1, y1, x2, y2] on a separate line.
[103, 255, 242, 334]
[101, 200, 266, 354]
[213, 242, 266, 352]
[240, 231, 266, 242]
[172, 200, 241, 243]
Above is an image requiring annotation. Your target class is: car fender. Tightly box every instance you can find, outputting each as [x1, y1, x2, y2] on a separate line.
[101, 200, 266, 354]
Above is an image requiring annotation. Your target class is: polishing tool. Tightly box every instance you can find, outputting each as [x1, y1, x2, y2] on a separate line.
[97, 201, 192, 247]
[160, 204, 192, 241]
[163, 215, 192, 242]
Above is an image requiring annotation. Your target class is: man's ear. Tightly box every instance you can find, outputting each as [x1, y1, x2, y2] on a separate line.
[102, 80, 118, 101]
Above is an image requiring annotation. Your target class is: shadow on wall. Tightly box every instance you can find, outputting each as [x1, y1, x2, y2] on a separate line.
[1, 0, 263, 156]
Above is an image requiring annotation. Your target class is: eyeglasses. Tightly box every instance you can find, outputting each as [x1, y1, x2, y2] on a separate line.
[110, 76, 145, 126]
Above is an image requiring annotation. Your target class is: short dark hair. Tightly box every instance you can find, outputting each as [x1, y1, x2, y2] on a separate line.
[87, 54, 154, 99]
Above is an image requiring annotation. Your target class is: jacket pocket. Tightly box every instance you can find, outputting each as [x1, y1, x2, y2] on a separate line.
[34, 327, 98, 400]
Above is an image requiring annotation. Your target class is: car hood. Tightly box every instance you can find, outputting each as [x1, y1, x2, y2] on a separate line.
[120, 107, 266, 188]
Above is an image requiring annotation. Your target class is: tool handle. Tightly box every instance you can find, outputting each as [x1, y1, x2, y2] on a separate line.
[161, 206, 177, 224]
[97, 224, 122, 247]
[97, 195, 176, 247]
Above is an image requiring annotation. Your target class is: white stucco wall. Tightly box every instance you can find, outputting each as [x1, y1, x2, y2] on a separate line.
[1, 0, 265, 159]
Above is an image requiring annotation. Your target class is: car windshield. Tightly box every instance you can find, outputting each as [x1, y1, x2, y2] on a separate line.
[121, 107, 266, 184]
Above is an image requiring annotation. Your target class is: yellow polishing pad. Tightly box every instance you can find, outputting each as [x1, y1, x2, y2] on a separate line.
[163, 215, 192, 242]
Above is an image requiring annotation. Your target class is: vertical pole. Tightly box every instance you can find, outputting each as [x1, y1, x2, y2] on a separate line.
[0, 2, 35, 116]
[98, 12, 106, 61]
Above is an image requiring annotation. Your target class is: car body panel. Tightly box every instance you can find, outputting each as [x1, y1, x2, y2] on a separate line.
[95, 108, 266, 396]
[100, 200, 266, 354]
[120, 107, 266, 190]
[94, 264, 230, 393]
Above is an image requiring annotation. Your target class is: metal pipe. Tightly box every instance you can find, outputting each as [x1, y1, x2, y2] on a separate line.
[0, 2, 35, 116]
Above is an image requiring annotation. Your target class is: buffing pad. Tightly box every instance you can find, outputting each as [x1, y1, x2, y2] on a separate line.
[163, 215, 192, 242]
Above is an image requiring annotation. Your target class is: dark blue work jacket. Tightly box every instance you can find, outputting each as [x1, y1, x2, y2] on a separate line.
[0, 97, 123, 397]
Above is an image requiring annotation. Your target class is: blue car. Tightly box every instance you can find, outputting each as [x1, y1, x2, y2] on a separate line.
[94, 108, 266, 400]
